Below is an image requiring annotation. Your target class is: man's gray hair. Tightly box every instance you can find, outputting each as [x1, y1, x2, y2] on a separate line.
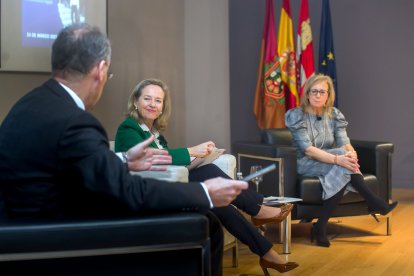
[51, 23, 111, 77]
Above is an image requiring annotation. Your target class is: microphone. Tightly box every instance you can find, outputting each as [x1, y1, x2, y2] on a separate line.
[317, 116, 322, 121]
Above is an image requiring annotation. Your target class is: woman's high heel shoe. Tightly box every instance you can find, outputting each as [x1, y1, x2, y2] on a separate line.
[259, 258, 299, 275]
[368, 201, 398, 223]
[251, 204, 293, 227]
[310, 223, 330, 247]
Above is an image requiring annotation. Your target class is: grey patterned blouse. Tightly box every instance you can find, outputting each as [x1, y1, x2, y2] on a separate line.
[285, 107, 356, 200]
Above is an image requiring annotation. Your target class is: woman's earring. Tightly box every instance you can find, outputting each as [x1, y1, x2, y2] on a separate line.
[134, 106, 138, 110]
[160, 111, 163, 114]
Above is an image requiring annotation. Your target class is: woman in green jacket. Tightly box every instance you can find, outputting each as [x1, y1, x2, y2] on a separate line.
[115, 79, 298, 273]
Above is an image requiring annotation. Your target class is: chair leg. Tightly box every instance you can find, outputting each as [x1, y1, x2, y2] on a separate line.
[232, 240, 238, 268]
[386, 215, 391, 236]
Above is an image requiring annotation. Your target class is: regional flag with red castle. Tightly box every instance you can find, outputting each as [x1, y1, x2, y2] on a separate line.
[296, 0, 315, 98]
[278, 0, 299, 110]
[253, 0, 286, 129]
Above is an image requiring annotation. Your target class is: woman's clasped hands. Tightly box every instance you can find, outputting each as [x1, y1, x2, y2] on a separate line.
[336, 151, 360, 173]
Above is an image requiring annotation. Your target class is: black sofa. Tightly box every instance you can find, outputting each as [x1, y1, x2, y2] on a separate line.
[0, 209, 210, 276]
[233, 128, 394, 234]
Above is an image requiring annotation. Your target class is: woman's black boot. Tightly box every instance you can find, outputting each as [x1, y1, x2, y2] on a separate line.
[312, 186, 346, 247]
[310, 223, 330, 247]
[350, 174, 398, 221]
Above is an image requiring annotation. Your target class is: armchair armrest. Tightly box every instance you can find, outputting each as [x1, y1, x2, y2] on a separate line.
[130, 165, 189, 183]
[109, 141, 189, 183]
[212, 154, 236, 179]
[352, 139, 394, 201]
[0, 213, 208, 256]
[0, 213, 210, 274]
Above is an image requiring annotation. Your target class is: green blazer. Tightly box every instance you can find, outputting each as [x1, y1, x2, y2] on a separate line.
[115, 117, 191, 166]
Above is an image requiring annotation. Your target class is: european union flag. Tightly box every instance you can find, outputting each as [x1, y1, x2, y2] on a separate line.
[318, 0, 338, 107]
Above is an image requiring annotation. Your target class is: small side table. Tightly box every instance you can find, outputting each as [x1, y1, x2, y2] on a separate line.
[263, 197, 302, 254]
[236, 153, 301, 253]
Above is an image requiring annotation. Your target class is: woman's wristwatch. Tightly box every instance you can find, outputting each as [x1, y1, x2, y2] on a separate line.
[121, 152, 128, 163]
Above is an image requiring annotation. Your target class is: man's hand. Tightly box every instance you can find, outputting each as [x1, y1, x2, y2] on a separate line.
[126, 135, 172, 171]
[204, 177, 248, 207]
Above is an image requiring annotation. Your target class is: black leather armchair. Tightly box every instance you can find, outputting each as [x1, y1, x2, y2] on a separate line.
[0, 212, 210, 275]
[233, 128, 394, 235]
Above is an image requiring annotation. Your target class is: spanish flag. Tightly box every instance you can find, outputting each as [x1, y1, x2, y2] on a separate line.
[253, 0, 286, 129]
[278, 0, 299, 110]
[296, 0, 315, 98]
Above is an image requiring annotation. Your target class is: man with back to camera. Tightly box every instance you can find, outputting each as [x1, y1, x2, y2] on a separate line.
[0, 23, 247, 276]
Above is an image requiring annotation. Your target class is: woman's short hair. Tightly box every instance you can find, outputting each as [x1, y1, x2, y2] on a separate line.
[127, 79, 171, 131]
[52, 23, 111, 78]
[300, 74, 336, 116]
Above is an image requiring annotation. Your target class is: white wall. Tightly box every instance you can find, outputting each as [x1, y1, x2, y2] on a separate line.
[184, 0, 231, 151]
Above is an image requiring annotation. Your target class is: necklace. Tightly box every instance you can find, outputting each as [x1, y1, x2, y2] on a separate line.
[307, 113, 326, 149]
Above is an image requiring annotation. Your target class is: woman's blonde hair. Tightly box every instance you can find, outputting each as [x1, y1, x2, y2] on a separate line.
[300, 74, 336, 116]
[127, 78, 171, 131]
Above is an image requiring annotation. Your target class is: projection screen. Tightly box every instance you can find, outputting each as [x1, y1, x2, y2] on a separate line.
[0, 0, 107, 72]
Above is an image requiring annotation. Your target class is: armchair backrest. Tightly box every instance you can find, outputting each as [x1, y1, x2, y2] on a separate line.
[261, 128, 292, 146]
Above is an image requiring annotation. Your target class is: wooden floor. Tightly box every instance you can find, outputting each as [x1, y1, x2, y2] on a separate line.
[223, 188, 414, 276]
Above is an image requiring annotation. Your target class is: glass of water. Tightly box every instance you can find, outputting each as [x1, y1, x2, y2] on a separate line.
[250, 165, 263, 193]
